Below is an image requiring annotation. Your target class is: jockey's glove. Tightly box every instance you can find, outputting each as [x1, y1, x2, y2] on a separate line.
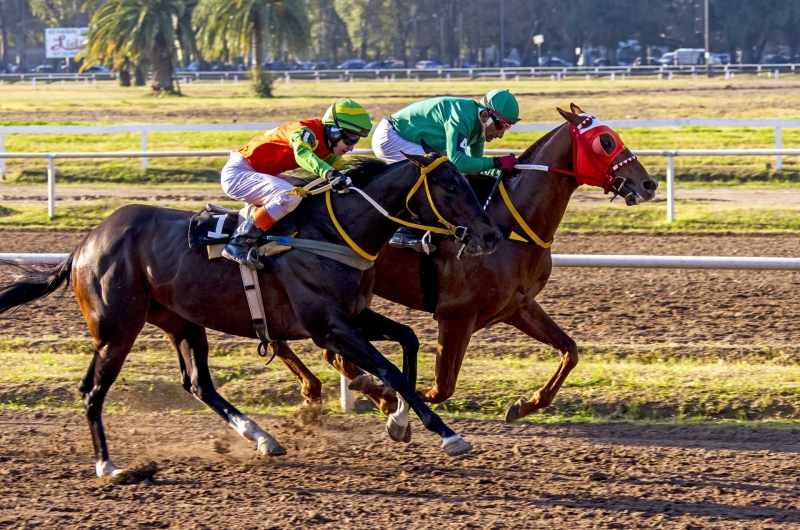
[493, 154, 519, 172]
[326, 169, 350, 194]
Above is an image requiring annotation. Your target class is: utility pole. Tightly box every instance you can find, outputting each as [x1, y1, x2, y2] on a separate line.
[500, 0, 505, 67]
[705, 0, 711, 77]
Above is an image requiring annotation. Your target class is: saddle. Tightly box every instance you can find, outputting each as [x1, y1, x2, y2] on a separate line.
[188, 203, 297, 260]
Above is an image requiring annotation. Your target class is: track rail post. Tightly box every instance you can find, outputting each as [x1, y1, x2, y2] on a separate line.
[666, 153, 675, 223]
[47, 155, 56, 219]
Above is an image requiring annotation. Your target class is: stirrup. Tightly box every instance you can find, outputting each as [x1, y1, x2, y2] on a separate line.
[389, 235, 436, 254]
[223, 243, 264, 270]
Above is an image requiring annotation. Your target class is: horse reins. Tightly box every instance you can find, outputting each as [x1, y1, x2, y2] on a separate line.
[289, 155, 468, 261]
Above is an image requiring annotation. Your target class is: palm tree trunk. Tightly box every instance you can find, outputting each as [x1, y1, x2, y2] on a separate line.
[119, 69, 131, 87]
[134, 65, 146, 86]
[151, 31, 174, 91]
[253, 20, 264, 69]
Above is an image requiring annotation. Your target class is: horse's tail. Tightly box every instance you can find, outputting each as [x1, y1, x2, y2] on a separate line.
[0, 250, 75, 316]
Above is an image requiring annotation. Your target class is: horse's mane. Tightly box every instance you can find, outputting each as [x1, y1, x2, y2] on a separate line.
[517, 122, 566, 164]
[344, 157, 391, 187]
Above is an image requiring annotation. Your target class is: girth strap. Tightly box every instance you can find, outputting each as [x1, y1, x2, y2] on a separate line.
[239, 263, 272, 346]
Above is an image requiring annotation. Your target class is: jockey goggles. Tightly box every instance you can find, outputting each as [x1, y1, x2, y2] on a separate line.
[331, 105, 371, 144]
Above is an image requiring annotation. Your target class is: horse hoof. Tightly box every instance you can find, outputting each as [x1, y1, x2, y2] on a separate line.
[386, 417, 412, 443]
[505, 398, 526, 423]
[95, 460, 124, 477]
[258, 437, 287, 456]
[442, 434, 473, 457]
[348, 374, 373, 392]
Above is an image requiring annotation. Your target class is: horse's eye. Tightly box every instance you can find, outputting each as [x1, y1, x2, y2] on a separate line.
[444, 185, 457, 193]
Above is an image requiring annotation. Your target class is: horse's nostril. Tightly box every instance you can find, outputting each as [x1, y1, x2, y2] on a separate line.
[483, 232, 501, 247]
[642, 179, 657, 191]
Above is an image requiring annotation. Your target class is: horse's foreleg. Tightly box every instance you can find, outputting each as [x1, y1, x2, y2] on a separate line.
[270, 341, 323, 406]
[324, 347, 400, 415]
[419, 315, 477, 404]
[319, 315, 471, 456]
[504, 299, 578, 422]
[348, 308, 418, 441]
[148, 308, 286, 456]
[320, 306, 420, 416]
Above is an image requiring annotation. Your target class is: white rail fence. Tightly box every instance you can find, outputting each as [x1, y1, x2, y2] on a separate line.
[1, 147, 798, 222]
[1, 62, 799, 84]
[4, 251, 800, 412]
[1, 118, 796, 175]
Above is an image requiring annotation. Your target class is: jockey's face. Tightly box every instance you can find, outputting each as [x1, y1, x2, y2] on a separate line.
[332, 137, 356, 155]
[481, 110, 512, 142]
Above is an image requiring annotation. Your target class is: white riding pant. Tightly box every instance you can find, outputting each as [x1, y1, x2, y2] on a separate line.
[371, 116, 425, 163]
[220, 151, 302, 220]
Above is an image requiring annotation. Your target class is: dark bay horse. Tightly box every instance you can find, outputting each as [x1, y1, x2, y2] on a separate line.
[0, 152, 500, 476]
[272, 105, 658, 423]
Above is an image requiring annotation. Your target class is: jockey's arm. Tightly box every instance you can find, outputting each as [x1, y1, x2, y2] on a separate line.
[290, 127, 342, 178]
[443, 117, 496, 175]
[466, 140, 502, 177]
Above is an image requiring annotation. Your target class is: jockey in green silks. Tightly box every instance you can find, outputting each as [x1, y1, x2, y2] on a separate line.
[371, 89, 521, 252]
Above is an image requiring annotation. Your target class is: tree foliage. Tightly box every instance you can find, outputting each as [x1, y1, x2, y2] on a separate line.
[83, 0, 193, 91]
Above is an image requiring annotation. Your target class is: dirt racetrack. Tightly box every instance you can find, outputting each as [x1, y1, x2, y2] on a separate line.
[1, 410, 800, 529]
[1, 229, 799, 353]
[1, 230, 800, 528]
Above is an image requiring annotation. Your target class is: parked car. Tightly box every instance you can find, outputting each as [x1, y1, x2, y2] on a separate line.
[501, 58, 521, 67]
[337, 59, 365, 70]
[415, 60, 441, 69]
[312, 61, 331, 70]
[658, 52, 675, 66]
[84, 65, 110, 74]
[176, 61, 199, 73]
[295, 62, 315, 70]
[30, 65, 56, 73]
[762, 53, 791, 64]
[538, 56, 573, 67]
[712, 53, 731, 65]
[364, 60, 391, 70]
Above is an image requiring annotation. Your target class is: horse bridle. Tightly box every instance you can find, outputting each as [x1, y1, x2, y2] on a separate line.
[516, 115, 639, 202]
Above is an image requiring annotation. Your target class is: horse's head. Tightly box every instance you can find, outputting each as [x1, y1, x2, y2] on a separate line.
[402, 142, 501, 256]
[557, 103, 658, 206]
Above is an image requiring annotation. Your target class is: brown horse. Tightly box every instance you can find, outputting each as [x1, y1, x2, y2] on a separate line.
[0, 152, 501, 476]
[271, 104, 658, 421]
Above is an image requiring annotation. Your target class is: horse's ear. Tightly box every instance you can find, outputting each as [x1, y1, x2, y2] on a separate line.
[420, 138, 442, 156]
[570, 102, 585, 115]
[557, 106, 583, 126]
[402, 152, 427, 167]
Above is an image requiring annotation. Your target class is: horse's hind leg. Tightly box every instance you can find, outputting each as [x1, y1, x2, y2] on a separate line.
[78, 319, 144, 477]
[503, 299, 578, 422]
[147, 306, 286, 456]
[270, 341, 323, 406]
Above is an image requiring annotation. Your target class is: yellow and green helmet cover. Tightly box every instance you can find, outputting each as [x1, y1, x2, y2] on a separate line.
[322, 99, 373, 137]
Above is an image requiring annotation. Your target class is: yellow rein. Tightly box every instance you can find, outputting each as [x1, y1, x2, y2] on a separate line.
[497, 181, 552, 249]
[325, 155, 462, 261]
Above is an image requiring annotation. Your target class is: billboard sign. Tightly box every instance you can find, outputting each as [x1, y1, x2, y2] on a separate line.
[45, 28, 89, 59]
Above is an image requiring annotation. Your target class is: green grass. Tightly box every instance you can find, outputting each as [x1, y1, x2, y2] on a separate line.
[3, 76, 800, 183]
[1, 197, 796, 232]
[2, 339, 799, 423]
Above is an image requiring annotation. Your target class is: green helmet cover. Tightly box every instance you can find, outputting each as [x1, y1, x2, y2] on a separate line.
[480, 89, 520, 124]
[322, 99, 373, 137]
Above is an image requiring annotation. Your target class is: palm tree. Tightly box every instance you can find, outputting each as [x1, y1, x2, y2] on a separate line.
[84, 0, 194, 91]
[194, 0, 309, 94]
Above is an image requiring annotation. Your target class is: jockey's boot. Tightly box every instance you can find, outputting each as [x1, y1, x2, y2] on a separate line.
[222, 215, 267, 270]
[389, 225, 436, 254]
